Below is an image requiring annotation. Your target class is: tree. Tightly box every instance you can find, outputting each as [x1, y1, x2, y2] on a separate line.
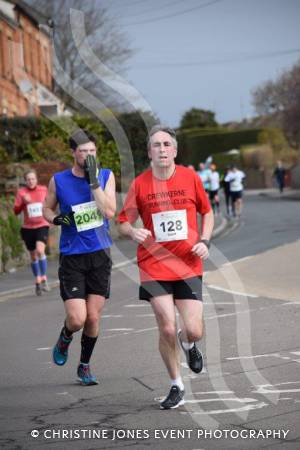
[105, 110, 157, 175]
[252, 60, 300, 147]
[179, 108, 218, 129]
[26, 0, 133, 112]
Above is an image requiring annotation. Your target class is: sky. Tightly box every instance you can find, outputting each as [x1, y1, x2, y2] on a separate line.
[104, 0, 300, 127]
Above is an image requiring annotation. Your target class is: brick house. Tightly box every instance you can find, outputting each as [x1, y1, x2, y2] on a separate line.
[0, 0, 66, 117]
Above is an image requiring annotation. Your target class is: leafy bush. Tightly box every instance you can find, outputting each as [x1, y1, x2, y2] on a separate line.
[0, 196, 24, 268]
[0, 115, 120, 173]
[0, 145, 10, 163]
[0, 111, 161, 181]
[34, 137, 71, 162]
[257, 128, 289, 153]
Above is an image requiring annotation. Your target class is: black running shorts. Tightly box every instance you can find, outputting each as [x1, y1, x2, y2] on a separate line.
[231, 190, 243, 201]
[20, 226, 49, 251]
[58, 249, 112, 301]
[139, 276, 203, 302]
[209, 189, 219, 201]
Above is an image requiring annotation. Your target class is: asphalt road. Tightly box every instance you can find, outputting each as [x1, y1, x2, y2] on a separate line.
[0, 192, 299, 450]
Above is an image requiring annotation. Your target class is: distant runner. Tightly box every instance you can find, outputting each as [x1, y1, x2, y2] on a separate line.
[14, 169, 50, 296]
[208, 163, 220, 214]
[225, 165, 246, 218]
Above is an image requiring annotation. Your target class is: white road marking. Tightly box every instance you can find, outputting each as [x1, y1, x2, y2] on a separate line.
[181, 402, 267, 415]
[222, 256, 254, 267]
[282, 301, 300, 305]
[105, 328, 133, 332]
[103, 313, 155, 318]
[187, 397, 257, 404]
[226, 353, 279, 360]
[206, 311, 248, 320]
[207, 284, 258, 298]
[290, 351, 300, 356]
[101, 326, 157, 339]
[253, 381, 300, 394]
[56, 392, 69, 395]
[102, 315, 123, 318]
[124, 304, 150, 308]
[191, 391, 234, 395]
[112, 257, 137, 270]
[135, 313, 155, 317]
[205, 302, 241, 305]
[134, 326, 157, 334]
[37, 347, 51, 351]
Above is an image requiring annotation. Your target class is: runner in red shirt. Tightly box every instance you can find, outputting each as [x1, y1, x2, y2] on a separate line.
[117, 125, 214, 409]
[14, 169, 50, 296]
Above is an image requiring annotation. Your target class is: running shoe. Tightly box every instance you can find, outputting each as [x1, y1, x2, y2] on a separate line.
[53, 331, 73, 366]
[35, 283, 42, 296]
[178, 329, 203, 374]
[41, 280, 51, 292]
[77, 363, 98, 386]
[160, 385, 185, 409]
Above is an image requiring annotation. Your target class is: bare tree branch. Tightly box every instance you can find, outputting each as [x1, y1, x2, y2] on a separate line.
[26, 0, 134, 112]
[252, 60, 300, 147]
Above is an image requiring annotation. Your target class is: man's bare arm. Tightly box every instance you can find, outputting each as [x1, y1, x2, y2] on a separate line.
[43, 177, 58, 224]
[201, 208, 214, 241]
[93, 172, 116, 219]
[192, 209, 214, 259]
[119, 221, 152, 243]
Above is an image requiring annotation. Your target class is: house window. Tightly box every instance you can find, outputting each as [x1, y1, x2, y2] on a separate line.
[0, 31, 4, 77]
[6, 37, 13, 79]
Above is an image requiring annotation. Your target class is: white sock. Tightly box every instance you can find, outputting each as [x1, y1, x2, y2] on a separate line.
[181, 340, 194, 350]
[171, 377, 184, 391]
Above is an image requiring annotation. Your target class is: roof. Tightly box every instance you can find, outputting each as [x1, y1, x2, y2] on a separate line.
[7, 0, 49, 26]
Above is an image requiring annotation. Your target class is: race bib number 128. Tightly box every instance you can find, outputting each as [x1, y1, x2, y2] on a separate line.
[152, 209, 188, 242]
[72, 201, 103, 232]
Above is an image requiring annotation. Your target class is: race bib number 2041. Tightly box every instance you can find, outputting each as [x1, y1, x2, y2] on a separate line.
[72, 201, 103, 232]
[152, 209, 188, 242]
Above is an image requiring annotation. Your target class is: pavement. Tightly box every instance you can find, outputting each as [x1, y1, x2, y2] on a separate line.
[245, 187, 300, 201]
[0, 213, 227, 301]
[206, 239, 300, 302]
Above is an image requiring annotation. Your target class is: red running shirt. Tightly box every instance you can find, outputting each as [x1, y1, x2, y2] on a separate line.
[117, 165, 211, 281]
[14, 185, 49, 229]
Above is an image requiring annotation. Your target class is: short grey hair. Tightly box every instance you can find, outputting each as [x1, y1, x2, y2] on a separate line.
[147, 124, 177, 149]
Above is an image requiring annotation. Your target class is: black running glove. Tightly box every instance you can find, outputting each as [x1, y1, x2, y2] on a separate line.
[84, 155, 100, 190]
[53, 212, 74, 226]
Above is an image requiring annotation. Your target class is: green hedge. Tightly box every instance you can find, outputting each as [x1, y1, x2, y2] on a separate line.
[0, 116, 121, 177]
[0, 196, 23, 268]
[177, 128, 262, 165]
[0, 112, 160, 177]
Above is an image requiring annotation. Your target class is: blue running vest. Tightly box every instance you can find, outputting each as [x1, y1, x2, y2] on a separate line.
[54, 169, 113, 254]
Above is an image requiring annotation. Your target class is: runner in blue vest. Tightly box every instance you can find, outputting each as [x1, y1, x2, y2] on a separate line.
[43, 129, 116, 385]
